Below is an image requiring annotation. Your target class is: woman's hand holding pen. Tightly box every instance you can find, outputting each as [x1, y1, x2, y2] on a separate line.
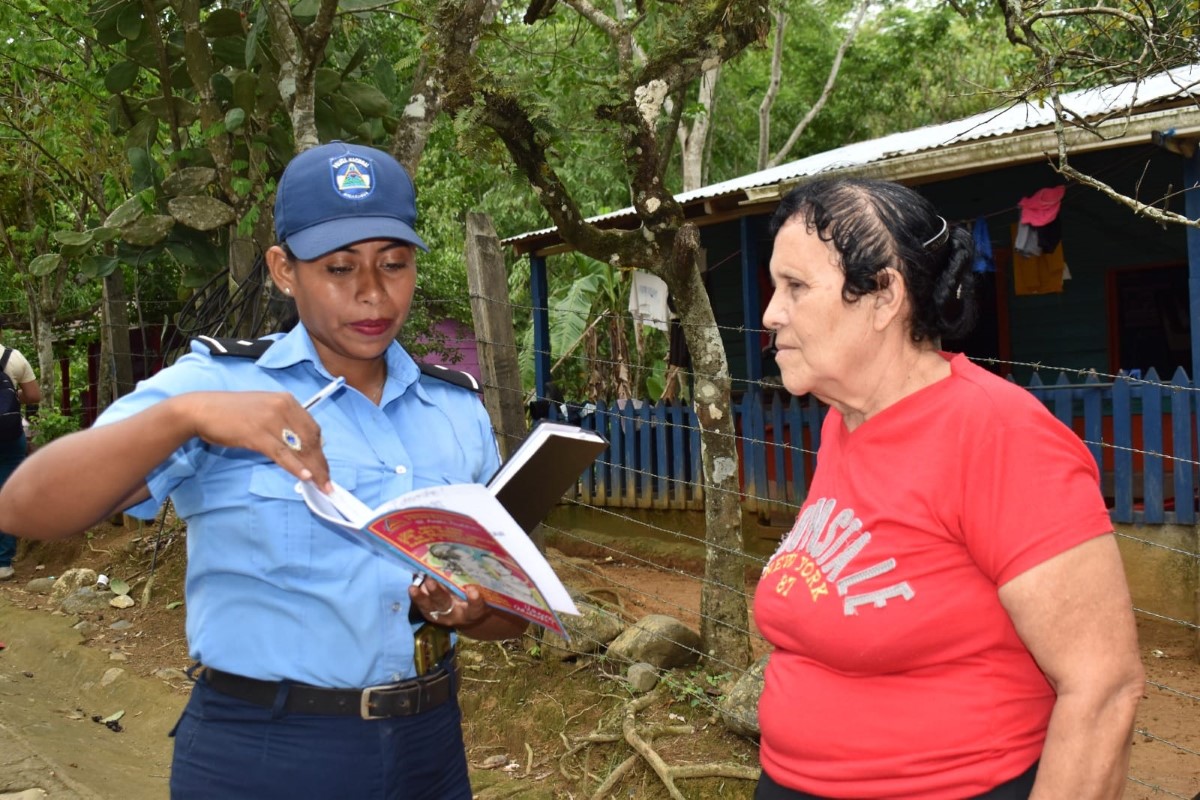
[172, 389, 333, 491]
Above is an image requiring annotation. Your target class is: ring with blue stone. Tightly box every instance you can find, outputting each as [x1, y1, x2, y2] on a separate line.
[281, 428, 303, 452]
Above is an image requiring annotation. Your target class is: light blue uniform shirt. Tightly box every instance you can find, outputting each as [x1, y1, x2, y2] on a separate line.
[96, 323, 500, 687]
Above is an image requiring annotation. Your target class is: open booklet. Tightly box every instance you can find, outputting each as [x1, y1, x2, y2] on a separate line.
[299, 422, 608, 637]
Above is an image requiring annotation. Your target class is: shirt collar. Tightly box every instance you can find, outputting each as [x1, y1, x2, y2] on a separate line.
[256, 322, 421, 398]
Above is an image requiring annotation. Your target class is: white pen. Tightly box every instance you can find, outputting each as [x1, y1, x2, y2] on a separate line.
[301, 375, 346, 412]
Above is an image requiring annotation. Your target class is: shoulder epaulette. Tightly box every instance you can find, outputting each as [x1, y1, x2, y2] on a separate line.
[194, 335, 275, 359]
[418, 363, 482, 393]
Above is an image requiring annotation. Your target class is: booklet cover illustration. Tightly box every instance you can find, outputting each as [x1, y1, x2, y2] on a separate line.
[298, 423, 608, 637]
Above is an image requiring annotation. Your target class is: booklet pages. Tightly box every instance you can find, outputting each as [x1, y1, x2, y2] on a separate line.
[299, 480, 577, 636]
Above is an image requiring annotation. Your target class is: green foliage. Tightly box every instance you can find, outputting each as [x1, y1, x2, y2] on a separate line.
[30, 407, 82, 447]
[664, 666, 730, 709]
[707, 0, 1034, 180]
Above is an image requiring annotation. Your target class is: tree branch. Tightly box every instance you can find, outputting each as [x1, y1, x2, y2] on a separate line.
[767, 0, 869, 168]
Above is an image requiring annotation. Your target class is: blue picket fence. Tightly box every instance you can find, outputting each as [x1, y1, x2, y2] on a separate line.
[552, 367, 1198, 525]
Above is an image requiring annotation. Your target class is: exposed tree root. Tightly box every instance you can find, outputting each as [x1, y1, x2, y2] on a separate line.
[560, 688, 759, 799]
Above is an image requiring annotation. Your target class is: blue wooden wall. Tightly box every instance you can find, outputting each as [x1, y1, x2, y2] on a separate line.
[552, 369, 1195, 526]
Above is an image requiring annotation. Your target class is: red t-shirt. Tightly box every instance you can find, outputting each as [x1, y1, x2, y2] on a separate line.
[753, 354, 1113, 799]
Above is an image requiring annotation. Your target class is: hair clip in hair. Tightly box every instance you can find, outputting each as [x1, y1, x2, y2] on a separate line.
[922, 216, 949, 250]
[955, 283, 962, 300]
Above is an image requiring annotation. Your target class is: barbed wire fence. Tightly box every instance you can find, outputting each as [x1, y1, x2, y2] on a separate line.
[462, 288, 1200, 800]
[8, 271, 1199, 798]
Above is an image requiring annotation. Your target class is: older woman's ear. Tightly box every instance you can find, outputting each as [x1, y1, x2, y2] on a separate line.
[870, 267, 907, 332]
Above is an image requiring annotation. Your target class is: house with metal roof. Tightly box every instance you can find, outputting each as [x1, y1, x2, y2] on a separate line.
[505, 65, 1200, 527]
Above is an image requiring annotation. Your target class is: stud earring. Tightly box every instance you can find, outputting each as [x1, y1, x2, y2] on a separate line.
[284, 287, 291, 296]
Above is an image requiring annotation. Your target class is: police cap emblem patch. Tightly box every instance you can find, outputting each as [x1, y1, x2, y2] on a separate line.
[330, 155, 374, 200]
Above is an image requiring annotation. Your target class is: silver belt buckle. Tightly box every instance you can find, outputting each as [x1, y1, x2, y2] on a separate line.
[359, 680, 403, 720]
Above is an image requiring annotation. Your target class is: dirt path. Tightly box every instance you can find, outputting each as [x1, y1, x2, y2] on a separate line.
[2, 526, 1198, 800]
[0, 599, 184, 800]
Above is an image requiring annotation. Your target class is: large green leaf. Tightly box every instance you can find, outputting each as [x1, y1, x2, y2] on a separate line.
[162, 167, 217, 197]
[119, 215, 175, 246]
[168, 196, 236, 231]
[224, 107, 246, 132]
[90, 0, 127, 45]
[165, 240, 199, 268]
[181, 265, 220, 288]
[265, 125, 293, 165]
[90, 227, 122, 243]
[314, 98, 340, 142]
[315, 68, 342, 95]
[292, 0, 319, 17]
[210, 35, 248, 68]
[104, 61, 140, 93]
[145, 96, 198, 125]
[28, 254, 63, 277]
[202, 8, 244, 37]
[373, 60, 397, 98]
[341, 81, 391, 118]
[167, 228, 225, 272]
[124, 115, 159, 153]
[116, 243, 163, 266]
[52, 230, 95, 247]
[256, 71, 282, 115]
[52, 230, 96, 256]
[342, 41, 369, 78]
[127, 146, 157, 192]
[78, 255, 121, 280]
[104, 195, 147, 228]
[232, 71, 258, 116]
[244, 6, 265, 67]
[106, 93, 141, 133]
[330, 94, 363, 133]
[210, 73, 234, 105]
[116, 3, 143, 40]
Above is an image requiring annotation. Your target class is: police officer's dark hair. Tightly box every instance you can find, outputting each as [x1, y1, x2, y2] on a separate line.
[768, 177, 977, 344]
[275, 244, 300, 332]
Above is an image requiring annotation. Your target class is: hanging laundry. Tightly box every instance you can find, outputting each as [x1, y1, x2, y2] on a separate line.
[1018, 185, 1067, 226]
[628, 270, 670, 332]
[971, 217, 995, 273]
[1014, 223, 1042, 258]
[1035, 217, 1062, 253]
[1011, 224, 1066, 295]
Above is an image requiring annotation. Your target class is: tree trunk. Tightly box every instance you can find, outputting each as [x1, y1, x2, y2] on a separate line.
[102, 271, 135, 402]
[679, 64, 721, 193]
[664, 226, 750, 670]
[33, 291, 59, 415]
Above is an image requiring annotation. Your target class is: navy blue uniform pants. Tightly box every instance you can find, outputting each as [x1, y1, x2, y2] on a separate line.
[169, 675, 472, 800]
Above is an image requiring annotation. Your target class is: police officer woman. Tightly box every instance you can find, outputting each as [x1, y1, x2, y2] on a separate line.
[0, 142, 526, 799]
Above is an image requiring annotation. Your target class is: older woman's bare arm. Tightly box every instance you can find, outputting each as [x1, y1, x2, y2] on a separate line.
[999, 534, 1143, 800]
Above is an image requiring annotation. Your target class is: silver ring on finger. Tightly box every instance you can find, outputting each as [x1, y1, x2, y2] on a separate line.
[281, 428, 303, 452]
[429, 604, 455, 621]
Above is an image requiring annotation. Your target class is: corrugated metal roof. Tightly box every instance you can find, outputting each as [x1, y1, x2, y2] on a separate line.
[504, 64, 1200, 246]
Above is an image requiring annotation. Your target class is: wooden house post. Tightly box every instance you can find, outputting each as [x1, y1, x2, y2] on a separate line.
[465, 212, 527, 461]
[530, 253, 551, 403]
[1185, 149, 1200, 661]
[740, 216, 768, 512]
[1186, 151, 1200, 407]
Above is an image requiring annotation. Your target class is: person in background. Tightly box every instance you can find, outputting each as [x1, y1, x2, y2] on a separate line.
[0, 326, 41, 581]
[0, 142, 527, 799]
[754, 178, 1143, 800]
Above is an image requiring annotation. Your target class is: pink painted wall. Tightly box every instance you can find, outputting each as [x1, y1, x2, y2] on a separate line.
[412, 319, 482, 382]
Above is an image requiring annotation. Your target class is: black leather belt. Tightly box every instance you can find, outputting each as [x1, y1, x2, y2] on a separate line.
[199, 662, 455, 720]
